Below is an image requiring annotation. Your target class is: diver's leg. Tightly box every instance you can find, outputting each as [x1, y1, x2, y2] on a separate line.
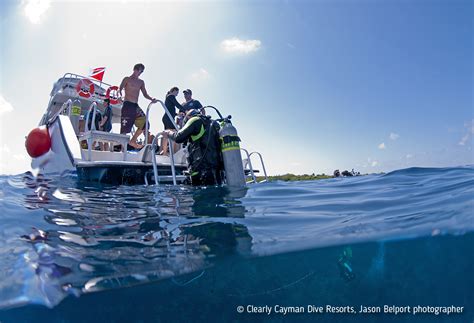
[161, 136, 169, 155]
[129, 128, 144, 149]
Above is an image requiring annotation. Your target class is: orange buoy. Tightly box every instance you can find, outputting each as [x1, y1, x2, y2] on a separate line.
[76, 79, 95, 98]
[106, 85, 120, 104]
[25, 127, 51, 158]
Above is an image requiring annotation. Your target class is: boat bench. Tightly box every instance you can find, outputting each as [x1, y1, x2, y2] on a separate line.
[79, 131, 130, 161]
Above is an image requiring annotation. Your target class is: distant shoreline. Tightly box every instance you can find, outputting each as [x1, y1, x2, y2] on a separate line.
[257, 173, 333, 181]
[257, 173, 376, 181]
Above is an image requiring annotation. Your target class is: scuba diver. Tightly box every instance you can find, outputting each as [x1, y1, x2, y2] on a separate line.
[161, 109, 223, 186]
[338, 246, 356, 281]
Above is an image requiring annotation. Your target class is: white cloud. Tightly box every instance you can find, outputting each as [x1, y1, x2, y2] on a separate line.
[0, 95, 13, 116]
[190, 68, 210, 81]
[220, 37, 262, 54]
[458, 119, 474, 146]
[24, 0, 51, 24]
[0, 144, 11, 154]
[406, 154, 413, 159]
[378, 142, 386, 150]
[371, 161, 378, 167]
[459, 134, 469, 146]
[389, 132, 400, 140]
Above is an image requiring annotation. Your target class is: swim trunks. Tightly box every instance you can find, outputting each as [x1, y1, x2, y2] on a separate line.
[120, 101, 149, 134]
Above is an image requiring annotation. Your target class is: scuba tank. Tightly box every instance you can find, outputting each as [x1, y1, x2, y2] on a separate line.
[70, 99, 82, 135]
[219, 118, 245, 187]
[68, 99, 81, 136]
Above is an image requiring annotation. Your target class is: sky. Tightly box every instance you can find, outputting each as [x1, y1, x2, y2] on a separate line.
[0, 0, 472, 176]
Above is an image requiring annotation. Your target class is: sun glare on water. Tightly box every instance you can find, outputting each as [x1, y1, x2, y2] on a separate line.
[24, 0, 51, 24]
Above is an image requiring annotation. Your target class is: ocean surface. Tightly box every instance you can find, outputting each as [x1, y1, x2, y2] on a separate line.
[0, 166, 473, 322]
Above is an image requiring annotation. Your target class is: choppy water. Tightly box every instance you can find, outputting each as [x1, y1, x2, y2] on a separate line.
[0, 166, 473, 322]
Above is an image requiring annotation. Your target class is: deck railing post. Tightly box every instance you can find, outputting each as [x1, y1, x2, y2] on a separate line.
[151, 135, 160, 186]
[169, 138, 177, 185]
[145, 101, 155, 146]
[85, 102, 98, 161]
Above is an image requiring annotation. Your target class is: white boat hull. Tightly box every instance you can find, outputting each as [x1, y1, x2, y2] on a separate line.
[31, 116, 188, 184]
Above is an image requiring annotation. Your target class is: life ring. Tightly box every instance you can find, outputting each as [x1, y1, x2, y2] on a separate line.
[76, 79, 95, 98]
[106, 85, 120, 104]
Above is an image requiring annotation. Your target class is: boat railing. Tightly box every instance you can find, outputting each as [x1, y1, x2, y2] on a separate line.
[45, 98, 72, 126]
[62, 99, 73, 116]
[80, 101, 130, 161]
[56, 72, 114, 97]
[249, 151, 268, 182]
[61, 99, 73, 116]
[240, 148, 256, 183]
[45, 73, 117, 125]
[85, 102, 98, 132]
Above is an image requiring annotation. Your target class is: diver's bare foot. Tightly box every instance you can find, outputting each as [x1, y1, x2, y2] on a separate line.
[129, 141, 143, 149]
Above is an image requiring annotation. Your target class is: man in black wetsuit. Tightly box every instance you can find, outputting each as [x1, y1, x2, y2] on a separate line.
[161, 109, 222, 186]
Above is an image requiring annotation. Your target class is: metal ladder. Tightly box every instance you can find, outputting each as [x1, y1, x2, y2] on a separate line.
[240, 148, 268, 183]
[143, 100, 187, 186]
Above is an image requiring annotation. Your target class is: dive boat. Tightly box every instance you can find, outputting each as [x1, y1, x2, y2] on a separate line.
[26, 73, 267, 186]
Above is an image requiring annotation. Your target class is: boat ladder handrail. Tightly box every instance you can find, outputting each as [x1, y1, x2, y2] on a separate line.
[144, 100, 179, 185]
[144, 100, 179, 146]
[149, 134, 178, 186]
[240, 148, 256, 183]
[249, 151, 268, 182]
[241, 148, 268, 184]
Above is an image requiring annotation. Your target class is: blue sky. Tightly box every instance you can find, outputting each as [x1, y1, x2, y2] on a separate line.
[0, 0, 472, 175]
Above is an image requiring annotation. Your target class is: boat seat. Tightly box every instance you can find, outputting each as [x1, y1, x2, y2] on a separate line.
[79, 131, 130, 161]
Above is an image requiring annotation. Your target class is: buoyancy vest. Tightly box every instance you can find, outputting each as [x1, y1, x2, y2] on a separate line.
[187, 116, 223, 173]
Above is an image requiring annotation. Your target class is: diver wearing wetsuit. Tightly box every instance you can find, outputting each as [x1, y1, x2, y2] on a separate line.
[162, 110, 222, 186]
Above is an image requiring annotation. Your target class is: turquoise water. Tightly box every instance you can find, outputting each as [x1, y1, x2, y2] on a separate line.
[0, 166, 473, 322]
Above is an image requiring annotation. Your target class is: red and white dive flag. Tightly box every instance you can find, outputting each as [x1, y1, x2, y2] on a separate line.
[90, 67, 106, 82]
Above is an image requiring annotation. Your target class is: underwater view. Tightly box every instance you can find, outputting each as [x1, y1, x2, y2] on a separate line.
[0, 166, 472, 322]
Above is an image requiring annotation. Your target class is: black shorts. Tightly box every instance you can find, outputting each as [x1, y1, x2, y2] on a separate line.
[120, 101, 148, 134]
[162, 114, 176, 130]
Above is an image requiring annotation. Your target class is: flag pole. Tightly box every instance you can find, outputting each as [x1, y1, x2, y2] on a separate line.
[100, 68, 105, 95]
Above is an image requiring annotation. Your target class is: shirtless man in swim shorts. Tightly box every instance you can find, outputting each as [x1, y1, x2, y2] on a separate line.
[119, 63, 157, 149]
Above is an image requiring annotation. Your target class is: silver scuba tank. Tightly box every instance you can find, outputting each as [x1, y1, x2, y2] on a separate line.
[70, 100, 82, 135]
[219, 121, 246, 187]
